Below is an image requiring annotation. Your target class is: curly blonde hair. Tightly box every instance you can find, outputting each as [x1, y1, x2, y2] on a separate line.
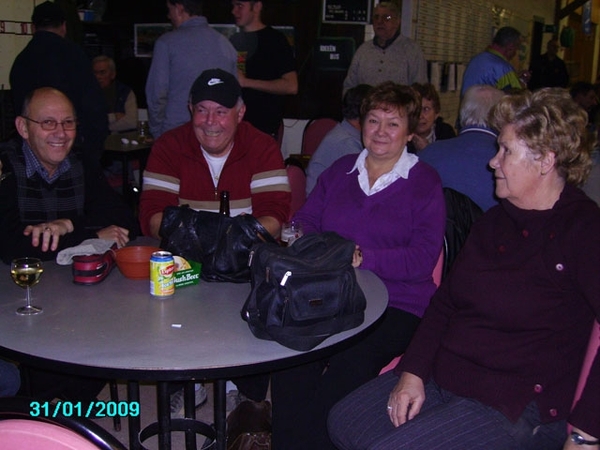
[489, 88, 594, 185]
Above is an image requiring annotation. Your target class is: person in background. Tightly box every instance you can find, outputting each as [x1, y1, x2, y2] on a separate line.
[0, 87, 138, 264]
[408, 83, 455, 153]
[343, 2, 427, 95]
[271, 81, 445, 450]
[329, 88, 600, 450]
[230, 0, 298, 138]
[10, 1, 108, 165]
[93, 55, 138, 133]
[145, 0, 238, 138]
[419, 85, 505, 212]
[460, 26, 528, 97]
[527, 38, 569, 91]
[0, 87, 138, 404]
[570, 81, 598, 121]
[305, 84, 371, 194]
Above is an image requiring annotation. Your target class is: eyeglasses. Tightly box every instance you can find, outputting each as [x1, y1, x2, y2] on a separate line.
[22, 117, 77, 131]
[372, 14, 396, 22]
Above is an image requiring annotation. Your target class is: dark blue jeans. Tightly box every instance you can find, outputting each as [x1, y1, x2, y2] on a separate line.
[328, 372, 567, 450]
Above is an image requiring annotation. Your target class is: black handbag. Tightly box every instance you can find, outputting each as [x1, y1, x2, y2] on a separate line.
[159, 205, 276, 283]
[241, 231, 367, 351]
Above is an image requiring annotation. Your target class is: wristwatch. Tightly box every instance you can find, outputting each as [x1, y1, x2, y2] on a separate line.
[571, 431, 600, 446]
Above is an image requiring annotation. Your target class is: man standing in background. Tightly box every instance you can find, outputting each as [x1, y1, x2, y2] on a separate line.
[343, 1, 427, 95]
[460, 26, 527, 97]
[527, 38, 569, 91]
[146, 0, 238, 139]
[230, 0, 297, 138]
[10, 1, 108, 166]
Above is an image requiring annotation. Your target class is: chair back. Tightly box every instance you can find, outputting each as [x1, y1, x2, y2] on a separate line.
[286, 164, 307, 220]
[0, 397, 127, 450]
[301, 118, 337, 156]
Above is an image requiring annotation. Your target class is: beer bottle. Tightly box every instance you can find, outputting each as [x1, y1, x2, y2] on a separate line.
[219, 190, 230, 216]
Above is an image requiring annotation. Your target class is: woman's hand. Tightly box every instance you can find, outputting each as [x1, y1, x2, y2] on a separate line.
[23, 219, 74, 252]
[97, 225, 130, 248]
[352, 246, 363, 267]
[411, 134, 429, 152]
[387, 372, 425, 427]
[564, 428, 600, 450]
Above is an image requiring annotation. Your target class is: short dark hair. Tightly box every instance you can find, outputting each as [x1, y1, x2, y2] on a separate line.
[342, 84, 371, 120]
[32, 1, 66, 29]
[361, 81, 421, 134]
[492, 26, 521, 48]
[167, 0, 203, 16]
[411, 83, 441, 113]
[570, 81, 595, 99]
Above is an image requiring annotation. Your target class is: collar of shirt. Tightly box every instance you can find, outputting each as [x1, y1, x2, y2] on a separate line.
[22, 141, 71, 184]
[348, 147, 418, 196]
[374, 30, 400, 50]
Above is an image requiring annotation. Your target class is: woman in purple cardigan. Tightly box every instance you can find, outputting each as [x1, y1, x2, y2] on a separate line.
[329, 88, 600, 449]
[271, 82, 446, 449]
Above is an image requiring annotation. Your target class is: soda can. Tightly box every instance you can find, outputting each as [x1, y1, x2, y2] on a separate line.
[150, 251, 175, 296]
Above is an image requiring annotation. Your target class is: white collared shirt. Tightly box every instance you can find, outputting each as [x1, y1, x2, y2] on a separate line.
[348, 147, 418, 196]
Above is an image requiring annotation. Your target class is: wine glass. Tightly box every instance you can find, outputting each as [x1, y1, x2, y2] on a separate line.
[10, 257, 44, 315]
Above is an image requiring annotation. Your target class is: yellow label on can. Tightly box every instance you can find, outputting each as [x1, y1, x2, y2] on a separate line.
[150, 252, 175, 296]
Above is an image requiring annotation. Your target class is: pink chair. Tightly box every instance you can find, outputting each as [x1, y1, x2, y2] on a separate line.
[568, 320, 600, 431]
[0, 397, 126, 450]
[286, 164, 307, 220]
[301, 118, 337, 156]
[379, 249, 444, 375]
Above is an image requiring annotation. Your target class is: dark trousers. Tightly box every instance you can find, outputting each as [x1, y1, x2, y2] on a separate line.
[329, 372, 567, 450]
[19, 366, 106, 403]
[271, 307, 421, 450]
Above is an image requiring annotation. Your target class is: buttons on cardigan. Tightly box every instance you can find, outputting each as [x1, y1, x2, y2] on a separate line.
[549, 231, 556, 239]
[533, 384, 543, 393]
[522, 229, 529, 237]
[498, 245, 506, 253]
[549, 408, 558, 417]
[555, 263, 564, 271]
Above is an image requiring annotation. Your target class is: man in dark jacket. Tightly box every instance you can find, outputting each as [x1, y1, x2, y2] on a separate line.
[0, 87, 138, 264]
[10, 1, 108, 165]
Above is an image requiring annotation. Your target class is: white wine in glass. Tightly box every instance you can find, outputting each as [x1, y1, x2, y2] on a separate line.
[11, 257, 43, 315]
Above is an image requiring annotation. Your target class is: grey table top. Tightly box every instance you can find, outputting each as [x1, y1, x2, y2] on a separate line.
[0, 260, 388, 381]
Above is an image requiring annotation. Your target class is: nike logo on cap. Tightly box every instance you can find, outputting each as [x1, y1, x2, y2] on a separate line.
[207, 78, 224, 86]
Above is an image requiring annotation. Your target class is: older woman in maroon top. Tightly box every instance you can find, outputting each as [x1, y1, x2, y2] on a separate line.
[329, 88, 600, 450]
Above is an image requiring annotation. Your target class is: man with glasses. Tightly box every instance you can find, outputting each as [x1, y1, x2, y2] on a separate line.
[0, 87, 138, 264]
[343, 1, 427, 95]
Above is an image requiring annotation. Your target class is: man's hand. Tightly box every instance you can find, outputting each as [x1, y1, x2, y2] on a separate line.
[23, 219, 74, 252]
[97, 225, 130, 248]
[387, 372, 426, 427]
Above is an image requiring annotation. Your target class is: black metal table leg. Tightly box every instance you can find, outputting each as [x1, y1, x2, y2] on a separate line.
[214, 379, 226, 450]
[128, 380, 141, 450]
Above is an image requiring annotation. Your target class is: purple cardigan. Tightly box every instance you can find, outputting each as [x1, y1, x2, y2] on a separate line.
[293, 154, 445, 318]
[397, 185, 600, 436]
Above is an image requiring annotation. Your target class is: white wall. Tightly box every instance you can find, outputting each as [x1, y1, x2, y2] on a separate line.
[0, 1, 36, 87]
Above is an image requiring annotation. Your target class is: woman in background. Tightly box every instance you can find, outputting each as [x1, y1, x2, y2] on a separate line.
[409, 82, 455, 152]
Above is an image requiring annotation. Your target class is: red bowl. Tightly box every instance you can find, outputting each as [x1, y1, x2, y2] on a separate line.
[115, 246, 160, 279]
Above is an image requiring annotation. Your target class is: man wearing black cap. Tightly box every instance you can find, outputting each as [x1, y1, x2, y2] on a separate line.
[230, 0, 297, 137]
[10, 1, 109, 166]
[139, 68, 290, 240]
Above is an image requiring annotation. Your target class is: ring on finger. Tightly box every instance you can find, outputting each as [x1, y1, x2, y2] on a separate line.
[44, 227, 51, 232]
[386, 405, 392, 411]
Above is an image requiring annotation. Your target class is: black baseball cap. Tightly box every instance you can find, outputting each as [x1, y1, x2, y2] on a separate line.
[189, 69, 241, 108]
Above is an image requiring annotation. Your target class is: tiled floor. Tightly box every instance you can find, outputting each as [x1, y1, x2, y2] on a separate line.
[93, 381, 216, 450]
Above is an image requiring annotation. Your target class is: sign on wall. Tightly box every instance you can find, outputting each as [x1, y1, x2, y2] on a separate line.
[322, 0, 372, 25]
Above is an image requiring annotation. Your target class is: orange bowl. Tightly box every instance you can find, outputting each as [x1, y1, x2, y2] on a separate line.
[115, 246, 160, 279]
